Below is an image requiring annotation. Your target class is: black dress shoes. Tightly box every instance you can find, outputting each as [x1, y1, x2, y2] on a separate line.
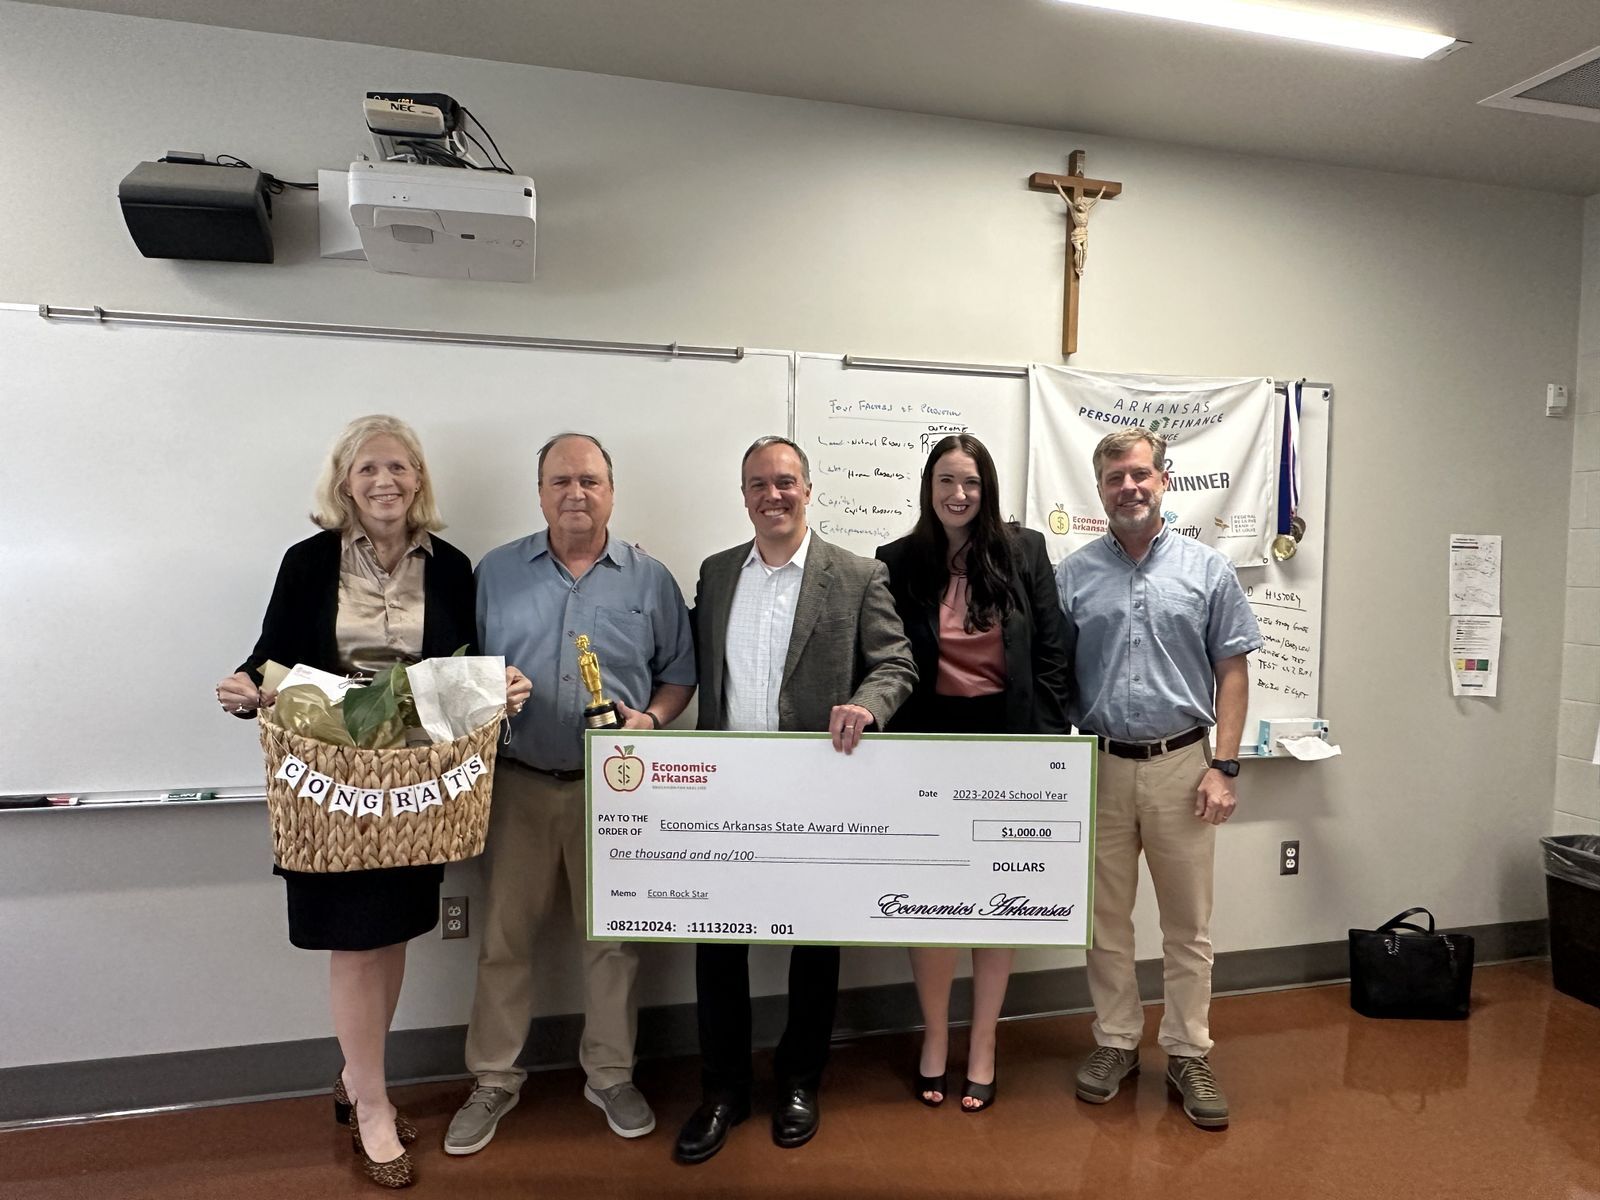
[771, 1086, 820, 1148]
[674, 1098, 750, 1164]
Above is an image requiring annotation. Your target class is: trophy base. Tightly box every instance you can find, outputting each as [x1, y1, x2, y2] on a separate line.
[584, 702, 621, 729]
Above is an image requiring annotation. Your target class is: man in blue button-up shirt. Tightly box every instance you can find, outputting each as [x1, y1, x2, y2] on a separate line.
[1056, 427, 1261, 1131]
[447, 433, 696, 1156]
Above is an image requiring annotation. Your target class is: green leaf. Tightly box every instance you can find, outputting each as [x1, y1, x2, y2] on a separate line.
[392, 662, 418, 729]
[452, 644, 469, 657]
[344, 677, 399, 748]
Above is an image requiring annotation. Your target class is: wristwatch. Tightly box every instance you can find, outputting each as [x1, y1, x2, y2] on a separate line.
[1209, 758, 1240, 777]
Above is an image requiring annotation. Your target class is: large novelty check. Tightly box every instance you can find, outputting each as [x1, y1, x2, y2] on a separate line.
[585, 731, 1096, 947]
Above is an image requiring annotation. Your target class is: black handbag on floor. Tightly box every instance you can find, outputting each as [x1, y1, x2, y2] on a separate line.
[1348, 907, 1474, 1020]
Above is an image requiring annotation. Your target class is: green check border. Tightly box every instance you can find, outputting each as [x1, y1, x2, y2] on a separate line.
[583, 730, 1097, 950]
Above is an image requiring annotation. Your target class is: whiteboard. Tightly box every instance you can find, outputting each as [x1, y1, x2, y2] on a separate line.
[795, 356, 1328, 755]
[0, 307, 790, 794]
[1234, 385, 1330, 756]
[793, 353, 1029, 553]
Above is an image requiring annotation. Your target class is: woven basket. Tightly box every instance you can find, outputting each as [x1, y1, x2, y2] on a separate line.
[259, 711, 503, 872]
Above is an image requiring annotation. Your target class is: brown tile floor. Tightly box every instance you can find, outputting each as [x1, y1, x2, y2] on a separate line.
[3, 961, 1597, 1200]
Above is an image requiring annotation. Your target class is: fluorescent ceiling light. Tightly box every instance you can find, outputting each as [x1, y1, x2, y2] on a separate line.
[1055, 0, 1461, 60]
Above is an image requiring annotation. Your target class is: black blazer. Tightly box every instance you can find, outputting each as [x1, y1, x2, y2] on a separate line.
[875, 527, 1070, 734]
[238, 529, 478, 683]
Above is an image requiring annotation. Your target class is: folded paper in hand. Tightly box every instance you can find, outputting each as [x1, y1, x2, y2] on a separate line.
[408, 656, 506, 744]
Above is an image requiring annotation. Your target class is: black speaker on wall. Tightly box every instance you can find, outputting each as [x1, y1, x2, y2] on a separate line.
[118, 160, 275, 263]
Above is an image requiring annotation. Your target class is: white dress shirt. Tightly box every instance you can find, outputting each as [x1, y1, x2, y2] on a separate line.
[723, 530, 811, 732]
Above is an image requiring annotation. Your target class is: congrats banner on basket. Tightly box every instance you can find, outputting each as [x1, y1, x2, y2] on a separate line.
[1026, 367, 1277, 567]
[271, 751, 488, 817]
[585, 731, 1096, 948]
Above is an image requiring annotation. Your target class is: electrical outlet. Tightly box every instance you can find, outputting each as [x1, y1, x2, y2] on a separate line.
[442, 896, 469, 939]
[1280, 841, 1300, 876]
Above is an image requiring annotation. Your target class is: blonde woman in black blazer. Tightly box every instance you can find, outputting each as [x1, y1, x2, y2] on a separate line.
[214, 415, 528, 1188]
[875, 434, 1071, 1113]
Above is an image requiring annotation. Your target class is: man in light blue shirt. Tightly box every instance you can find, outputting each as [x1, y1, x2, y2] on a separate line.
[1056, 427, 1261, 1130]
[447, 433, 695, 1155]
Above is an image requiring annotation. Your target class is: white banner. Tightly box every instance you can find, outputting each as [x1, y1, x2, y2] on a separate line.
[1026, 367, 1277, 566]
[275, 754, 483, 818]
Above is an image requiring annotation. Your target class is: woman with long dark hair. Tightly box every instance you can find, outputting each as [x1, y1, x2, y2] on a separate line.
[875, 434, 1071, 1112]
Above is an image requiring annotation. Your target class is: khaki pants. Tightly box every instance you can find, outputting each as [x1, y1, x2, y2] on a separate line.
[1085, 738, 1216, 1058]
[464, 762, 639, 1092]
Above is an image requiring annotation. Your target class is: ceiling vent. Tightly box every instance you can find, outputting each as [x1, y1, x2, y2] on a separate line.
[1481, 46, 1600, 123]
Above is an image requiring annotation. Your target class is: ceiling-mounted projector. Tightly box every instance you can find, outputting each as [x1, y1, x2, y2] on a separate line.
[346, 92, 536, 282]
[349, 160, 536, 283]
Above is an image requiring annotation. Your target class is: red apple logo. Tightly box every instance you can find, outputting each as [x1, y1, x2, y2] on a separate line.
[604, 744, 644, 792]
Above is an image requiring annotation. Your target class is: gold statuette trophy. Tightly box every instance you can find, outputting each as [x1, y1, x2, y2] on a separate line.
[574, 634, 621, 729]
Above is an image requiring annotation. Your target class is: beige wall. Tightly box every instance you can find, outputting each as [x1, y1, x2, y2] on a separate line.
[0, 1, 1582, 1068]
[1557, 195, 1600, 837]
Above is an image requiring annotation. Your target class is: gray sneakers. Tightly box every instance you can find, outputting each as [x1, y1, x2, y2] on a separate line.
[584, 1081, 656, 1138]
[1074, 1045, 1141, 1103]
[1166, 1055, 1229, 1128]
[443, 1085, 519, 1156]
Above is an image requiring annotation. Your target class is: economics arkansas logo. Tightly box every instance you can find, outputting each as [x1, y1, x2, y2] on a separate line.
[1048, 505, 1107, 536]
[603, 744, 644, 792]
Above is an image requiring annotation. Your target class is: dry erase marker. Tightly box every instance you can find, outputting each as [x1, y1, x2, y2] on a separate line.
[164, 790, 216, 801]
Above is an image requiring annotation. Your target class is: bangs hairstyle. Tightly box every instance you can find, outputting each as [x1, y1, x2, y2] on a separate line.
[310, 414, 445, 533]
[904, 433, 1016, 633]
[1092, 427, 1168, 480]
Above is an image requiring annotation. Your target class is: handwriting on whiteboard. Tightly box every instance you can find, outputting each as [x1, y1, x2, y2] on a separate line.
[1242, 586, 1314, 702]
[807, 395, 970, 544]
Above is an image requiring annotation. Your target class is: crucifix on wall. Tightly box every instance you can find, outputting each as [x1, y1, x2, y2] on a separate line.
[1028, 150, 1123, 357]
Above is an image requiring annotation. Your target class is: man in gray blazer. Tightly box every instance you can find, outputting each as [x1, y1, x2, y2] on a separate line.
[673, 435, 916, 1165]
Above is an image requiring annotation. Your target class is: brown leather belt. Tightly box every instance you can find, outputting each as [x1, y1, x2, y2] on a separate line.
[1094, 726, 1208, 760]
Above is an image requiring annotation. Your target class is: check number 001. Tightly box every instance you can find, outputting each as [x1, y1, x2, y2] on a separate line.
[684, 922, 797, 936]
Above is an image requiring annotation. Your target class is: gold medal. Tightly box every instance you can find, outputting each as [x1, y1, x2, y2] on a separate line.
[1271, 533, 1298, 562]
[1289, 514, 1306, 542]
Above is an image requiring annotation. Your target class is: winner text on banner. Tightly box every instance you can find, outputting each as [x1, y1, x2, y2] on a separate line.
[585, 731, 1097, 948]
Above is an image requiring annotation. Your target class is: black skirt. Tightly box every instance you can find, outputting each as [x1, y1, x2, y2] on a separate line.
[276, 864, 445, 951]
[912, 691, 1009, 735]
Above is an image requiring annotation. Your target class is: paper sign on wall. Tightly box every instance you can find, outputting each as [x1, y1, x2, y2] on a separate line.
[1449, 616, 1501, 697]
[1448, 535, 1502, 699]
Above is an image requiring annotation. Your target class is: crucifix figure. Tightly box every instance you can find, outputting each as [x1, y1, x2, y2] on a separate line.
[1028, 150, 1123, 356]
[1062, 183, 1106, 277]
